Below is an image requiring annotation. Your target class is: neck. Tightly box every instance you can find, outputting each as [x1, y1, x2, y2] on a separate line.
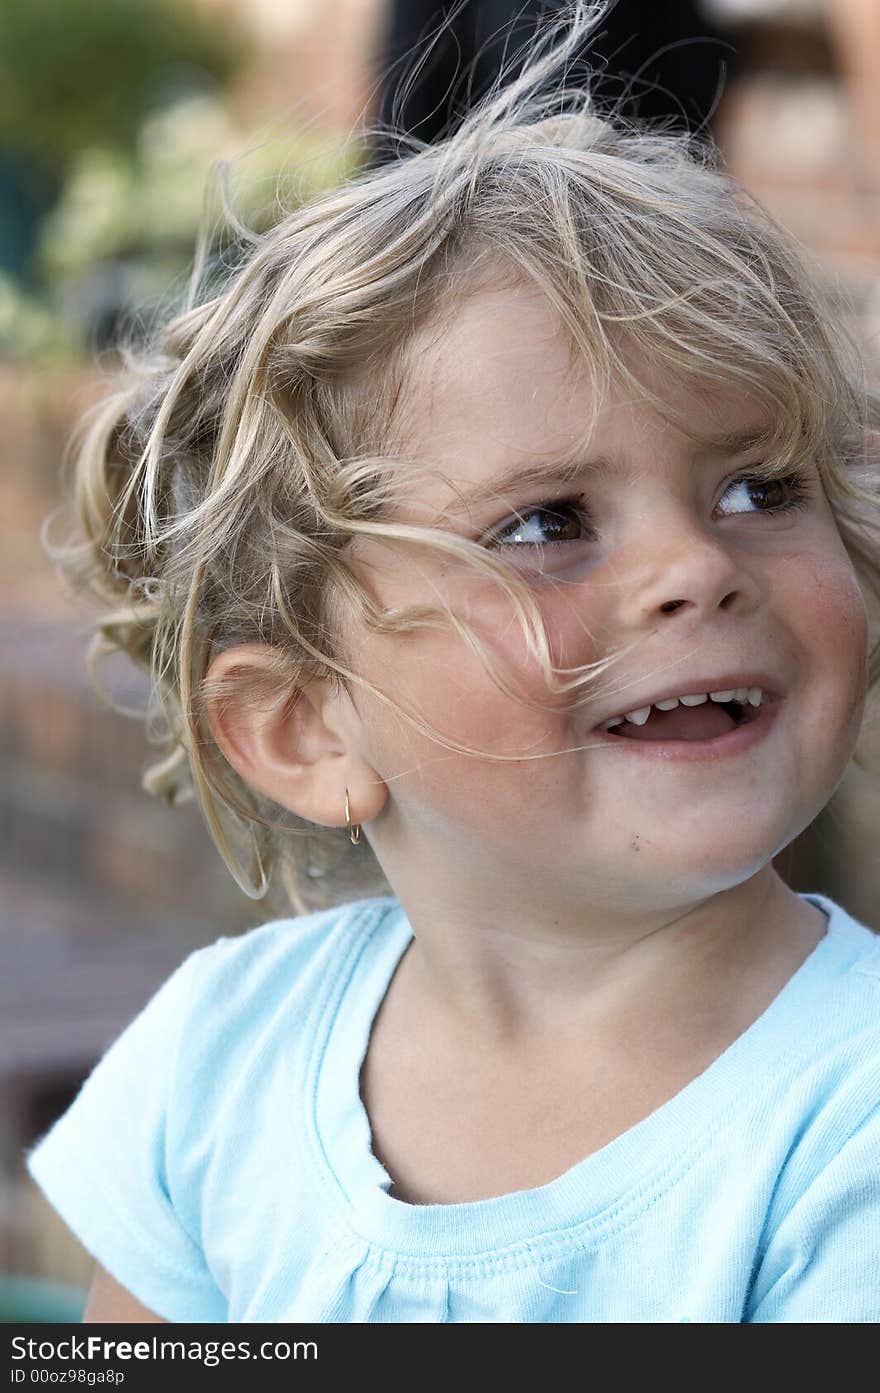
[381, 861, 826, 1051]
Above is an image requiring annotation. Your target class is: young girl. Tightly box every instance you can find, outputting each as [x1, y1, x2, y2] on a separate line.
[27, 2, 880, 1323]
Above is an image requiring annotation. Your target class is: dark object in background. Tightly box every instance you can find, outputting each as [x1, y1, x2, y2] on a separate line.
[368, 0, 731, 166]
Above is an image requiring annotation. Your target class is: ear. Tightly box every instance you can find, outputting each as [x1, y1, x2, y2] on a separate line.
[203, 642, 387, 832]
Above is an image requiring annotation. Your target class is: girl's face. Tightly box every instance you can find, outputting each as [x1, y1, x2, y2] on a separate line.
[339, 282, 869, 921]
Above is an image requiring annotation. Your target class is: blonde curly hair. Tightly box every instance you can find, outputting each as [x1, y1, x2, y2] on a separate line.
[43, 1, 880, 918]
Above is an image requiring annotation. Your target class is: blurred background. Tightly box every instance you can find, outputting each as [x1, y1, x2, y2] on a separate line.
[1, 0, 878, 1322]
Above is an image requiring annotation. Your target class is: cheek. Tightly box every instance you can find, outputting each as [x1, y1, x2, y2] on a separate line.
[345, 559, 585, 782]
[798, 555, 867, 658]
[788, 550, 869, 731]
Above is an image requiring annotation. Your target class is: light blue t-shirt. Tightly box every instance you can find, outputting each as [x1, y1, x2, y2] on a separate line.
[26, 890, 880, 1323]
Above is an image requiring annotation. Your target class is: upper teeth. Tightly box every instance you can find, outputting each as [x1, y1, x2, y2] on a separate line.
[603, 687, 764, 729]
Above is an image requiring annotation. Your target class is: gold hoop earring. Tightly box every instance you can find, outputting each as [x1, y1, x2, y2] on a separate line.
[344, 787, 361, 845]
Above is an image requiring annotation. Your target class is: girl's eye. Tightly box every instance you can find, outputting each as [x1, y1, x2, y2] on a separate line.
[485, 496, 592, 549]
[717, 470, 812, 516]
[485, 469, 812, 551]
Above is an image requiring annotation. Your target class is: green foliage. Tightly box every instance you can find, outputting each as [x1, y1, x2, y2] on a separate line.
[0, 270, 77, 366]
[39, 94, 364, 283]
[0, 0, 245, 176]
[16, 91, 366, 368]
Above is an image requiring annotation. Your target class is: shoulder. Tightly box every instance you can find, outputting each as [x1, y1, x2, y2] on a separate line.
[756, 894, 880, 1192]
[793, 892, 880, 1092]
[746, 902, 880, 1321]
[189, 892, 399, 989]
[173, 892, 401, 1064]
[804, 891, 880, 1030]
[210, 891, 396, 950]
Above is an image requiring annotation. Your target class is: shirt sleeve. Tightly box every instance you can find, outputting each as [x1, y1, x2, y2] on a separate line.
[746, 1106, 880, 1323]
[25, 947, 227, 1322]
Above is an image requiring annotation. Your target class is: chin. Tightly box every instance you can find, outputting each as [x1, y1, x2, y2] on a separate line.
[640, 837, 789, 896]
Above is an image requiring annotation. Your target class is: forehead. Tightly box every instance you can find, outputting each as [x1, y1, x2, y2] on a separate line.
[389, 282, 769, 514]
[393, 283, 585, 474]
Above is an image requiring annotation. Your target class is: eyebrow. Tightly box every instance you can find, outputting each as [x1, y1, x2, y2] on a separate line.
[447, 425, 774, 512]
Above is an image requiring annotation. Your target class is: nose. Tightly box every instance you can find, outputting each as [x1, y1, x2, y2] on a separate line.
[617, 516, 763, 631]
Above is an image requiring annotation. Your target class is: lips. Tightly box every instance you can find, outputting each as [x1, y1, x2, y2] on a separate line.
[590, 672, 783, 732]
[611, 698, 752, 741]
[590, 692, 781, 761]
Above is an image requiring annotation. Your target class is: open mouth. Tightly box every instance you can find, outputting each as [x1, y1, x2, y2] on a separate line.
[599, 697, 764, 743]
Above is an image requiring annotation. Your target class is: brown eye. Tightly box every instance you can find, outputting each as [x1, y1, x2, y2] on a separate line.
[748, 480, 786, 509]
[489, 498, 592, 547]
[718, 472, 811, 517]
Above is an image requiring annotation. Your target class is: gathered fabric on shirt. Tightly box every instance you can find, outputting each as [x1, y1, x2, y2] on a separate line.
[26, 891, 880, 1323]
